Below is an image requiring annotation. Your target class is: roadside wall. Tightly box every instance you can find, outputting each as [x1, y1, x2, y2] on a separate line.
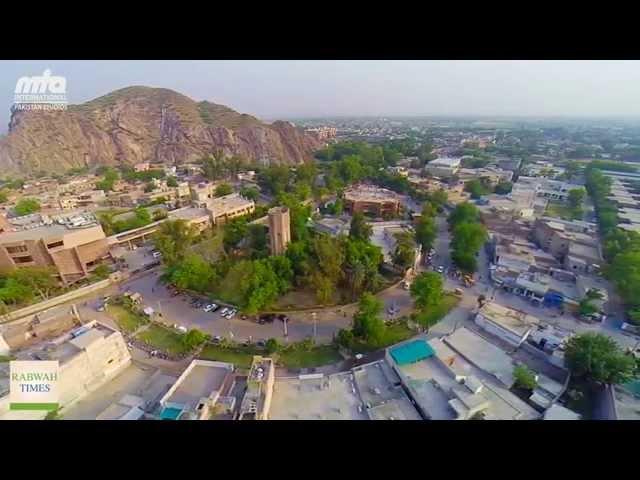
[0, 278, 112, 324]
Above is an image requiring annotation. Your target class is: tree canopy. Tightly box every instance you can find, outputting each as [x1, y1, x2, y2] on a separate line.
[14, 198, 41, 216]
[565, 332, 638, 385]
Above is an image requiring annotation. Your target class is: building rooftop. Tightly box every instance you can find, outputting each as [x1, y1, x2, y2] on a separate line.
[477, 302, 539, 337]
[443, 327, 516, 388]
[0, 213, 101, 243]
[270, 372, 369, 420]
[16, 322, 116, 365]
[164, 361, 233, 413]
[428, 157, 461, 168]
[205, 193, 254, 215]
[543, 404, 581, 420]
[390, 336, 538, 420]
[344, 184, 400, 203]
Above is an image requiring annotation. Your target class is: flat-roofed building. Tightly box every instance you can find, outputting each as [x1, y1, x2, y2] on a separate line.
[474, 302, 539, 347]
[0, 321, 132, 419]
[385, 335, 539, 420]
[159, 360, 235, 420]
[0, 213, 109, 284]
[344, 185, 401, 217]
[424, 157, 462, 178]
[201, 193, 255, 225]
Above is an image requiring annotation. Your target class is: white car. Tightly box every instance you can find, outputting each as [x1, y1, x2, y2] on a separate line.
[437, 266, 445, 274]
[203, 303, 217, 312]
[220, 307, 230, 316]
[226, 309, 237, 319]
[176, 326, 188, 333]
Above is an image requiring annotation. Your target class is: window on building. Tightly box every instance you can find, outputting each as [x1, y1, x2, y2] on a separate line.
[14, 255, 33, 264]
[6, 245, 28, 254]
[46, 240, 64, 249]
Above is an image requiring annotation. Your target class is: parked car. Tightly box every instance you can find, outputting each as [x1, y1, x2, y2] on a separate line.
[226, 309, 237, 319]
[203, 303, 217, 313]
[212, 335, 222, 344]
[220, 307, 229, 316]
[437, 266, 445, 274]
[152, 251, 162, 259]
[96, 303, 106, 312]
[256, 339, 266, 348]
[176, 326, 188, 333]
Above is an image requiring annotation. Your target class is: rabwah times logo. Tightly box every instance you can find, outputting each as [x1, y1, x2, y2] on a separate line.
[9, 360, 60, 411]
[14, 69, 68, 111]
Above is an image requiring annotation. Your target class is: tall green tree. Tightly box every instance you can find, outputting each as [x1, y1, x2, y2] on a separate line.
[565, 332, 637, 385]
[153, 219, 199, 266]
[352, 293, 386, 347]
[410, 272, 444, 311]
[349, 212, 372, 242]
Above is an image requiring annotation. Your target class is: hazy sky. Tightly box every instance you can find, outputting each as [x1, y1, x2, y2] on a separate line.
[2, 60, 640, 132]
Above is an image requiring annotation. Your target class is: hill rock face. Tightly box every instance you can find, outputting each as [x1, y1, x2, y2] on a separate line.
[0, 86, 322, 174]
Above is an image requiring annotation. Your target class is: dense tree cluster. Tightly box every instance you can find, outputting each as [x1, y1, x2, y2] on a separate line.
[0, 266, 60, 310]
[585, 163, 640, 324]
[200, 150, 249, 181]
[565, 332, 638, 385]
[14, 198, 41, 216]
[414, 202, 439, 252]
[448, 202, 487, 274]
[95, 167, 119, 192]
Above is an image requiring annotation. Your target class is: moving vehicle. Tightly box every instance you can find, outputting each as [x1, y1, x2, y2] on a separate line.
[437, 266, 445, 274]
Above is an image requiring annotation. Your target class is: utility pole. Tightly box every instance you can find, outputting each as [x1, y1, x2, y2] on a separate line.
[312, 312, 317, 343]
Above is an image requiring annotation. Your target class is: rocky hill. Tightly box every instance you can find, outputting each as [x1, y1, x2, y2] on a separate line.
[0, 86, 322, 174]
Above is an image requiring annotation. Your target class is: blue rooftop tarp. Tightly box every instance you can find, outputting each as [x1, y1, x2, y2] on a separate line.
[390, 340, 435, 366]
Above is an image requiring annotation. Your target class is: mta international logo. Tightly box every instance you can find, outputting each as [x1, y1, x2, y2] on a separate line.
[9, 360, 60, 411]
[13, 69, 68, 111]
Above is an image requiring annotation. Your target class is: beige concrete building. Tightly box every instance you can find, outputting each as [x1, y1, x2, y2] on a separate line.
[0, 213, 109, 284]
[424, 157, 462, 178]
[202, 193, 255, 225]
[474, 302, 539, 347]
[0, 321, 132, 420]
[268, 206, 291, 255]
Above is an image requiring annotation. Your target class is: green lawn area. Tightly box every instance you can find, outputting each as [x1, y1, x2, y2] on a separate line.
[350, 321, 416, 354]
[107, 304, 148, 333]
[198, 344, 262, 368]
[415, 293, 461, 329]
[135, 324, 191, 356]
[544, 201, 580, 221]
[0, 355, 14, 363]
[277, 345, 342, 369]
